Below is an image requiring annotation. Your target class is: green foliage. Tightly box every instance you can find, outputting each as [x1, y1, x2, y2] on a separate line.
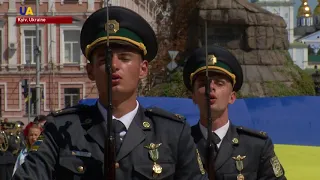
[303, 68, 317, 75]
[264, 51, 315, 97]
[236, 91, 256, 99]
[145, 70, 191, 97]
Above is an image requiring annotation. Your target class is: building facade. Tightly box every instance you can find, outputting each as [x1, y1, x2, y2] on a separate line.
[0, 0, 160, 119]
[294, 0, 320, 67]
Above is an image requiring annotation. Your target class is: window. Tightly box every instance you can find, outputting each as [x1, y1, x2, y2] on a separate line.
[64, 88, 80, 108]
[63, 30, 81, 64]
[25, 87, 44, 116]
[25, 88, 36, 116]
[285, 13, 288, 18]
[24, 30, 41, 64]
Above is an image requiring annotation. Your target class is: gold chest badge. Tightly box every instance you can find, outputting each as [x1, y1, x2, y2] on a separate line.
[232, 155, 246, 180]
[144, 143, 162, 178]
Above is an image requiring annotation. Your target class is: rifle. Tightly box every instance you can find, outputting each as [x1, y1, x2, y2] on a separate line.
[104, 1, 116, 179]
[204, 20, 215, 180]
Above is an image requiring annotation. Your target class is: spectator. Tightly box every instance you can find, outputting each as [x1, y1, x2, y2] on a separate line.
[12, 122, 42, 175]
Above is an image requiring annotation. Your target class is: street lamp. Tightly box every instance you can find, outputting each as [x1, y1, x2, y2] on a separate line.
[311, 65, 320, 96]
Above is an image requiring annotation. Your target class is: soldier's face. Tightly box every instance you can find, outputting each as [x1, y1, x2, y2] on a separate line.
[192, 72, 236, 116]
[86, 44, 148, 102]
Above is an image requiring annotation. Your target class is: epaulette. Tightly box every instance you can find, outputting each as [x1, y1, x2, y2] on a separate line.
[50, 105, 91, 117]
[236, 126, 268, 139]
[145, 107, 186, 123]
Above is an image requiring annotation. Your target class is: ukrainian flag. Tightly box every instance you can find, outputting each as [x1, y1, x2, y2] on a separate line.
[24, 94, 32, 103]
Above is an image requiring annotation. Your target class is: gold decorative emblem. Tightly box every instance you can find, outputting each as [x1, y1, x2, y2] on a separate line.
[196, 149, 205, 174]
[208, 55, 217, 65]
[105, 20, 119, 34]
[152, 163, 162, 174]
[260, 131, 267, 136]
[142, 121, 150, 128]
[237, 174, 245, 180]
[175, 114, 184, 120]
[232, 155, 246, 180]
[144, 143, 162, 177]
[270, 156, 283, 177]
[77, 166, 84, 173]
[232, 138, 239, 144]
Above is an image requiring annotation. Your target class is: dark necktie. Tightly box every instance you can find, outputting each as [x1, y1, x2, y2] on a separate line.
[113, 119, 126, 154]
[211, 132, 221, 160]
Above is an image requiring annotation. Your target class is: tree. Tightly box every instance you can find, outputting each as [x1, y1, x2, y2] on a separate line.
[144, 0, 199, 97]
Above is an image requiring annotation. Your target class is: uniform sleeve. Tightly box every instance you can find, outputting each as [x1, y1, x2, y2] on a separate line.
[258, 138, 287, 180]
[12, 117, 61, 180]
[174, 122, 208, 180]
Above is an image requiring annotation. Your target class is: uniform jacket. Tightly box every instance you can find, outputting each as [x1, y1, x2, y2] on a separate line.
[191, 123, 287, 180]
[12, 104, 207, 180]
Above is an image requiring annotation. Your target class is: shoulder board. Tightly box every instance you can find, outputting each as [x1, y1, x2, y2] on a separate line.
[236, 126, 268, 139]
[145, 107, 186, 123]
[50, 105, 91, 117]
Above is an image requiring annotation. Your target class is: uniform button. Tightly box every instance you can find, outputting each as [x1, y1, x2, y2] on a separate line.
[115, 163, 120, 169]
[77, 166, 84, 172]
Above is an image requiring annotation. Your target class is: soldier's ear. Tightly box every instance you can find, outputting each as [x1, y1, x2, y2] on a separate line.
[86, 63, 95, 81]
[229, 91, 236, 105]
[139, 60, 148, 79]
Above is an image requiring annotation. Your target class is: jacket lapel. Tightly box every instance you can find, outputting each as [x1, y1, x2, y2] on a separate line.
[116, 106, 147, 161]
[214, 123, 239, 170]
[191, 123, 208, 165]
[85, 103, 108, 149]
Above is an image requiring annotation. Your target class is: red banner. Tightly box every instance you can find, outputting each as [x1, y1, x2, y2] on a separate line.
[16, 16, 73, 24]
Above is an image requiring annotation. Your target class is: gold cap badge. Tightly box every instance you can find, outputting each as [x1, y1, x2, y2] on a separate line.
[208, 55, 217, 65]
[105, 20, 119, 34]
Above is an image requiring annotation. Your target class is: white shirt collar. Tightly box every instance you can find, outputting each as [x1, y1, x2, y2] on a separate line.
[97, 100, 139, 130]
[199, 120, 230, 148]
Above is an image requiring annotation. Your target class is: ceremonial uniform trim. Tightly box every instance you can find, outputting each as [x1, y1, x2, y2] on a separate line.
[196, 149, 205, 175]
[85, 28, 147, 57]
[236, 126, 268, 139]
[270, 156, 284, 177]
[190, 62, 236, 87]
[145, 107, 186, 123]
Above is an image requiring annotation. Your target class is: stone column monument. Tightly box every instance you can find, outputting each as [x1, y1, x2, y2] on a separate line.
[185, 0, 314, 97]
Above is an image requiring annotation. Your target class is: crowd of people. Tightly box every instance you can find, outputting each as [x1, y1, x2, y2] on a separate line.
[0, 115, 46, 180]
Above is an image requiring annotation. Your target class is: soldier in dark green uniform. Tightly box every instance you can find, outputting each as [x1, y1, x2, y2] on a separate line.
[183, 45, 287, 180]
[12, 6, 207, 180]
